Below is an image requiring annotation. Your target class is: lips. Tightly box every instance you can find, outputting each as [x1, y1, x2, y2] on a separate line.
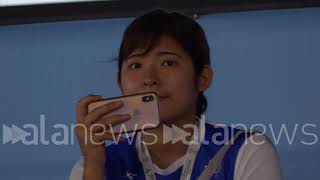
[139, 91, 169, 101]
[144, 91, 168, 98]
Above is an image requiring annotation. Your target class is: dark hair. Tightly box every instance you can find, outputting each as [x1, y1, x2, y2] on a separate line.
[117, 9, 211, 117]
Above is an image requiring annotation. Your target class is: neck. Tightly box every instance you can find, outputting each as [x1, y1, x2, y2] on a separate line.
[141, 113, 197, 168]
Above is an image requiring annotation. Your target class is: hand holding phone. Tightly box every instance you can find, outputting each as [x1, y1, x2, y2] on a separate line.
[88, 92, 160, 134]
[75, 95, 131, 167]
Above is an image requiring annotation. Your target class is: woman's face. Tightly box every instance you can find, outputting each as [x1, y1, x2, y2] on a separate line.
[118, 36, 201, 122]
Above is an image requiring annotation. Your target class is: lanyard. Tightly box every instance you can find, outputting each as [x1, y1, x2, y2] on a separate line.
[139, 115, 205, 180]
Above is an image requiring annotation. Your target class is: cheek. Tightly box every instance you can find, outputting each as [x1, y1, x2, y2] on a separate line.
[120, 73, 141, 95]
[167, 68, 195, 89]
[166, 70, 197, 99]
[162, 73, 198, 116]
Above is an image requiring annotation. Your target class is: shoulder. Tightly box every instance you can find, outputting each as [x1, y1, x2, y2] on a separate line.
[204, 122, 282, 180]
[234, 133, 283, 180]
[203, 122, 250, 142]
[204, 122, 280, 159]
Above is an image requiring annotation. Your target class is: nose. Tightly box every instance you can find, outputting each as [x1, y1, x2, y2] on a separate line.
[143, 66, 159, 88]
[144, 80, 157, 87]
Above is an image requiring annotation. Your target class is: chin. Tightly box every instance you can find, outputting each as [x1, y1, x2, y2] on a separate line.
[158, 110, 172, 122]
[158, 108, 182, 124]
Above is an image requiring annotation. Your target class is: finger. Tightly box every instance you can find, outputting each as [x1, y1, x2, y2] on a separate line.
[99, 114, 131, 127]
[76, 94, 102, 123]
[85, 101, 124, 125]
[91, 114, 131, 133]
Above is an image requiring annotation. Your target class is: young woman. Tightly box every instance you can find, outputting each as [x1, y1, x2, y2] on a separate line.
[70, 9, 282, 180]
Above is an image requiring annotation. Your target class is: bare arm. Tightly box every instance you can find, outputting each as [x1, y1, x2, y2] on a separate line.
[83, 158, 105, 180]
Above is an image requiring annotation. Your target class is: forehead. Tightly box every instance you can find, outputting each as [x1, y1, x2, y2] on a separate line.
[127, 35, 188, 59]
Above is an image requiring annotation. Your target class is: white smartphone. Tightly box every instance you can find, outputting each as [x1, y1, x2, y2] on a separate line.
[88, 92, 160, 134]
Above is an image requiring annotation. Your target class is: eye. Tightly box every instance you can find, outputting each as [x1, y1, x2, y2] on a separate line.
[128, 63, 141, 70]
[161, 60, 177, 67]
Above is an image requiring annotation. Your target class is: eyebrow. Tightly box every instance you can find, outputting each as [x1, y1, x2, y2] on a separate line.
[156, 51, 182, 58]
[126, 50, 182, 61]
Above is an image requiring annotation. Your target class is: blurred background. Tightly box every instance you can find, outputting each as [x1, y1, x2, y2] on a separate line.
[0, 0, 319, 179]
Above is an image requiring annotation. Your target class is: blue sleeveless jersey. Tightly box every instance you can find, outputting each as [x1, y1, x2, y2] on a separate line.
[105, 123, 249, 180]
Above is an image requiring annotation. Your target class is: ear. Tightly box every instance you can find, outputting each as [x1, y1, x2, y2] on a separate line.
[196, 65, 213, 92]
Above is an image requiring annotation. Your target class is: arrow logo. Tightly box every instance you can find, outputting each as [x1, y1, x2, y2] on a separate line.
[163, 124, 191, 144]
[2, 124, 31, 144]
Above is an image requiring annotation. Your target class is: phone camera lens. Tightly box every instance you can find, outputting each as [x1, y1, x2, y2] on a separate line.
[142, 95, 154, 102]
